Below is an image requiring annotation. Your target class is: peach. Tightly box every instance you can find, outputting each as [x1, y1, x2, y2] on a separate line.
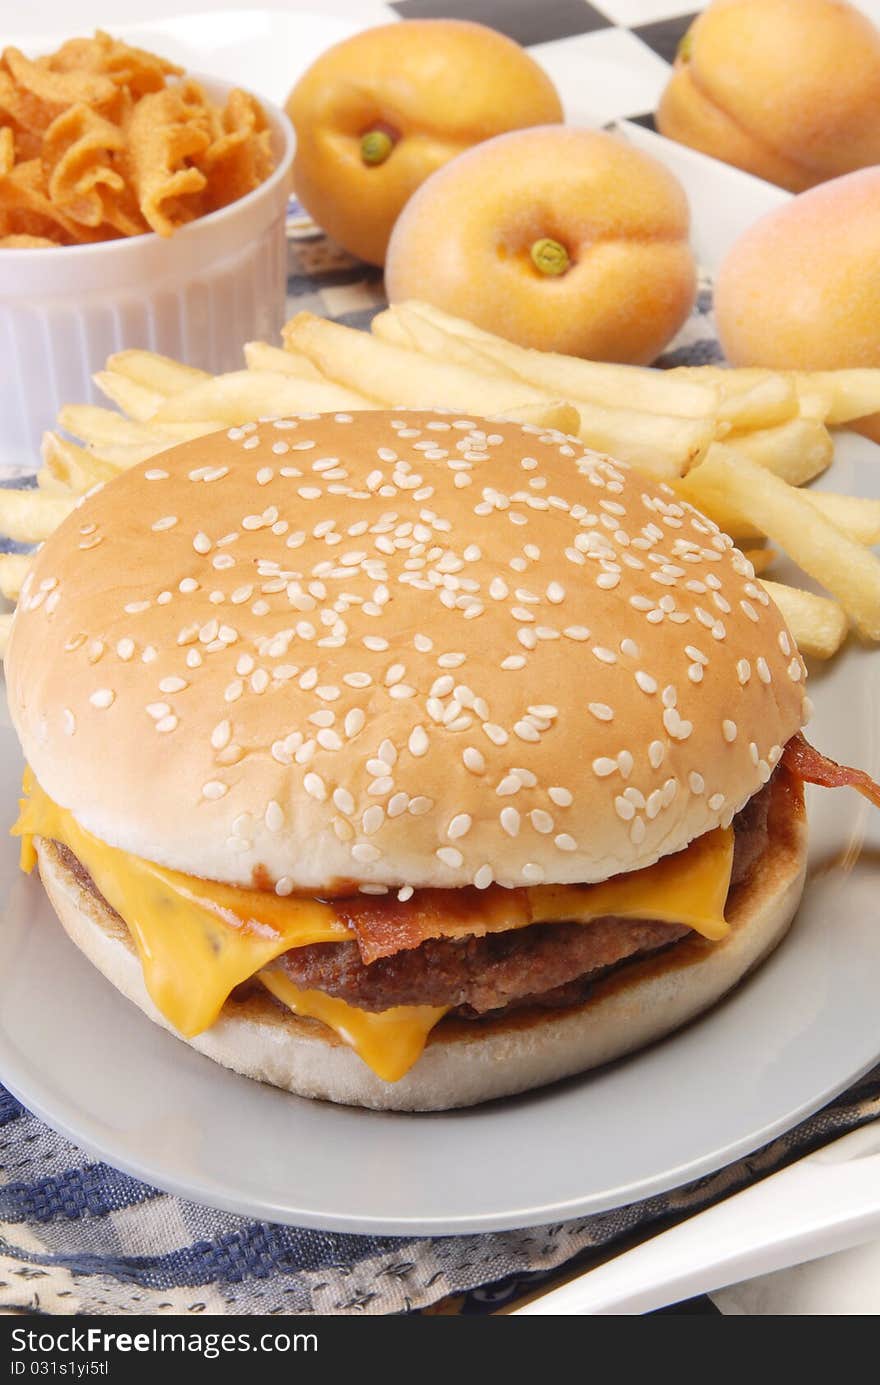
[657, 0, 880, 192]
[286, 20, 562, 267]
[715, 168, 880, 436]
[385, 125, 696, 364]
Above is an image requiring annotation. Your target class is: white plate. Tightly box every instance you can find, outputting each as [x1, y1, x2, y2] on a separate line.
[1, 8, 879, 1236]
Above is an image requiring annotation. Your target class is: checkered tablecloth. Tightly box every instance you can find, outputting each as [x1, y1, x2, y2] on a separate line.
[2, 0, 880, 1317]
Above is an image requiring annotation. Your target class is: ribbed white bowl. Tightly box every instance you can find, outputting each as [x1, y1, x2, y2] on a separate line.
[0, 78, 295, 460]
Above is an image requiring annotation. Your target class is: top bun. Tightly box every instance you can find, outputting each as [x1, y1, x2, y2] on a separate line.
[5, 411, 808, 894]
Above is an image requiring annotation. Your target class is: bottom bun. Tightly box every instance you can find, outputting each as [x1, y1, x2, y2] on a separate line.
[36, 771, 807, 1112]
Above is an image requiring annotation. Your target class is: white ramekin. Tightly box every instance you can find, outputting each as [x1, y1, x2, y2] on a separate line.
[0, 78, 295, 460]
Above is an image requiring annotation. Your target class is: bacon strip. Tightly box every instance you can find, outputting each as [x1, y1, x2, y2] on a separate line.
[783, 733, 880, 809]
[334, 885, 530, 965]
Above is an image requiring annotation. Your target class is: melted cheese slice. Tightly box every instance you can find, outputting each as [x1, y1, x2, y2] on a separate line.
[260, 971, 448, 1084]
[528, 829, 733, 942]
[15, 777, 350, 1037]
[14, 775, 733, 1082]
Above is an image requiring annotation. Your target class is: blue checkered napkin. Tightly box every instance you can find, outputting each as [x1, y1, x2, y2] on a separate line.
[0, 209, 878, 1318]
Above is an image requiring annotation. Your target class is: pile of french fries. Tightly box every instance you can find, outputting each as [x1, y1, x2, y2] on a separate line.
[2, 298, 880, 664]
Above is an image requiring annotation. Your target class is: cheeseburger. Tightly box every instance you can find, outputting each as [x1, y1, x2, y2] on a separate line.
[5, 411, 876, 1110]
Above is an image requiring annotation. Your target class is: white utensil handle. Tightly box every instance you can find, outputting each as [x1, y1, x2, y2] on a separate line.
[515, 1124, 880, 1315]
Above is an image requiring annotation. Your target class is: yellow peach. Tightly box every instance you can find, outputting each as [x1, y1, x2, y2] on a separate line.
[657, 0, 880, 192]
[385, 126, 696, 365]
[286, 20, 562, 267]
[715, 168, 880, 435]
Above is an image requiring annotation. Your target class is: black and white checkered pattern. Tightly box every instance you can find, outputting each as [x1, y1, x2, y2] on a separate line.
[388, 0, 699, 127]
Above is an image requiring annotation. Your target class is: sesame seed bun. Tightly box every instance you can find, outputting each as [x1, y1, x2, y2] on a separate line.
[32, 766, 807, 1110]
[5, 411, 808, 895]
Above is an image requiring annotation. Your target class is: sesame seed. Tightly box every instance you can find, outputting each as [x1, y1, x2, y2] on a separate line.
[448, 813, 472, 840]
[483, 723, 508, 747]
[689, 772, 705, 795]
[648, 740, 665, 769]
[663, 708, 693, 740]
[437, 846, 464, 868]
[362, 805, 385, 835]
[737, 659, 751, 685]
[202, 780, 227, 800]
[722, 719, 738, 743]
[756, 657, 772, 684]
[521, 863, 544, 883]
[635, 671, 657, 694]
[630, 818, 646, 846]
[211, 721, 231, 750]
[89, 689, 114, 709]
[555, 834, 576, 852]
[155, 715, 178, 734]
[265, 802, 284, 831]
[500, 806, 520, 836]
[530, 810, 554, 834]
[408, 726, 429, 757]
[592, 757, 617, 778]
[473, 865, 494, 890]
[514, 720, 540, 743]
[708, 793, 726, 811]
[352, 844, 381, 864]
[193, 531, 211, 554]
[303, 773, 326, 801]
[549, 786, 573, 807]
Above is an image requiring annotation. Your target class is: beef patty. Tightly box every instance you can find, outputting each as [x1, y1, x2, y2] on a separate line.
[275, 774, 771, 1014]
[50, 770, 774, 1019]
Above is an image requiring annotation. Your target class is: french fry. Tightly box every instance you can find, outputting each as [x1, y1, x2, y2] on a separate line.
[742, 547, 777, 575]
[369, 309, 421, 352]
[794, 370, 880, 425]
[286, 313, 711, 477]
[760, 579, 848, 659]
[244, 340, 324, 379]
[374, 305, 513, 379]
[799, 491, 880, 546]
[285, 311, 543, 410]
[0, 613, 12, 659]
[0, 489, 78, 542]
[684, 445, 880, 639]
[93, 369, 166, 422]
[41, 434, 118, 492]
[59, 406, 216, 452]
[719, 375, 798, 431]
[105, 349, 210, 397]
[0, 553, 33, 601]
[399, 300, 719, 419]
[58, 405, 167, 448]
[672, 363, 836, 425]
[153, 369, 377, 424]
[730, 418, 833, 485]
[492, 402, 582, 435]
